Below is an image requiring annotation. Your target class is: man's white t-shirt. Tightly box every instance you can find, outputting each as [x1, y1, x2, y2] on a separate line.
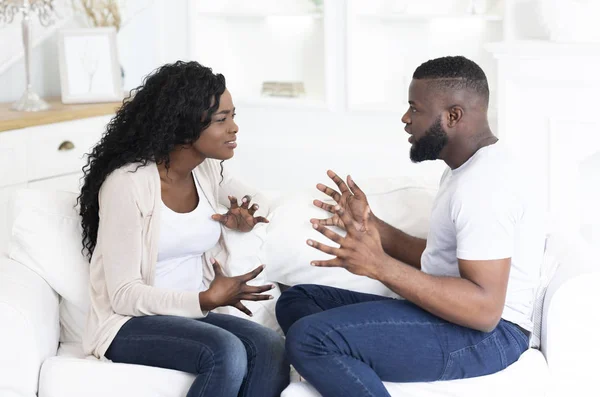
[420, 142, 546, 331]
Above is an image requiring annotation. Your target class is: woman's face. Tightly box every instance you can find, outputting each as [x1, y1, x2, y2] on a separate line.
[192, 89, 238, 160]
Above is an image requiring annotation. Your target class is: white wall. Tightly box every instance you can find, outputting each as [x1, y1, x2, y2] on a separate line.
[224, 104, 446, 195]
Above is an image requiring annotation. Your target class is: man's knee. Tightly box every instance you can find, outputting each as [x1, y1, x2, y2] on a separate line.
[284, 315, 331, 364]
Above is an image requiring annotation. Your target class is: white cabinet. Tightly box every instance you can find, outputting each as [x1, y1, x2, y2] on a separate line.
[189, 0, 513, 121]
[346, 0, 504, 117]
[190, 0, 328, 109]
[0, 115, 111, 254]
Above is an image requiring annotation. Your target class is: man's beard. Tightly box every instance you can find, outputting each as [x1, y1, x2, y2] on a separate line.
[410, 116, 449, 163]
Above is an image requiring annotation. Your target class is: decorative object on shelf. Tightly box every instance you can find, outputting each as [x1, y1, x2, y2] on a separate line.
[70, 0, 154, 87]
[0, 0, 55, 112]
[309, 0, 323, 12]
[261, 81, 306, 98]
[57, 27, 123, 104]
[467, 0, 489, 15]
[538, 0, 600, 43]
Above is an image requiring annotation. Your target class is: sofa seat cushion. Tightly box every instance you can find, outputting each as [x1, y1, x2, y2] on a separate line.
[39, 343, 194, 397]
[282, 349, 549, 397]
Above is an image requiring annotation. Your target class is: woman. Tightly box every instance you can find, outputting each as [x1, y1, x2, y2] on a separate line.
[77, 61, 289, 397]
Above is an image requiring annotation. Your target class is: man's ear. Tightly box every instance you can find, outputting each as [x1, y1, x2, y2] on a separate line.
[447, 106, 464, 128]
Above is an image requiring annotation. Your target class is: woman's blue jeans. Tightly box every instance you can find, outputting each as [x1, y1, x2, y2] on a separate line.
[105, 313, 289, 397]
[276, 284, 529, 397]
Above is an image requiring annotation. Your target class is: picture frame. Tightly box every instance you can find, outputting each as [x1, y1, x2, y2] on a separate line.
[57, 27, 123, 104]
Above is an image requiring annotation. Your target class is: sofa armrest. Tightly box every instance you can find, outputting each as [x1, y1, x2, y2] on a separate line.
[0, 256, 60, 397]
[541, 236, 600, 397]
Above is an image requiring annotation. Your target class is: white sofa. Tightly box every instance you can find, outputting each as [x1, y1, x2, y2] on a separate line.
[0, 179, 598, 397]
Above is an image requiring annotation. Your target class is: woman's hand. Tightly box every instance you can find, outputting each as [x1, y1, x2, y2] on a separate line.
[212, 195, 269, 232]
[199, 259, 274, 316]
[312, 170, 371, 231]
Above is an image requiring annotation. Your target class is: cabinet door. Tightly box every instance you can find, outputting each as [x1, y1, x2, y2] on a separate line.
[27, 172, 83, 194]
[0, 129, 28, 188]
[26, 115, 110, 182]
[0, 184, 26, 255]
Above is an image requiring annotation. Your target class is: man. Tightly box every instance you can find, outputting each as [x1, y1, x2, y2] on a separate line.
[275, 56, 545, 396]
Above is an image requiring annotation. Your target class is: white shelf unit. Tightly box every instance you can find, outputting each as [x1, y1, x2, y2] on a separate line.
[189, 0, 328, 110]
[346, 0, 505, 125]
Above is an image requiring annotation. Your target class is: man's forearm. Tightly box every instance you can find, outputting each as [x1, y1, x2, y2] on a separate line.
[373, 216, 426, 269]
[376, 256, 501, 332]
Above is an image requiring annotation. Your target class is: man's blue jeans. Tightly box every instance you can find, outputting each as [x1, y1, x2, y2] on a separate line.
[105, 313, 289, 397]
[276, 284, 529, 397]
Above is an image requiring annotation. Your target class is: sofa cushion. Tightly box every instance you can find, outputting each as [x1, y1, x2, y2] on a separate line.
[39, 343, 195, 397]
[42, 343, 548, 397]
[281, 349, 549, 397]
[263, 177, 436, 297]
[8, 189, 90, 344]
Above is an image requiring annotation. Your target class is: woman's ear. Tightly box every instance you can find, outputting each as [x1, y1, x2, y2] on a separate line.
[447, 106, 464, 128]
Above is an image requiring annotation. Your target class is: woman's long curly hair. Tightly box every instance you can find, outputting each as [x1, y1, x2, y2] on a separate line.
[77, 61, 226, 260]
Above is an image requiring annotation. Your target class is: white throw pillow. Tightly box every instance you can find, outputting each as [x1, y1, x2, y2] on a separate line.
[8, 189, 90, 344]
[263, 177, 437, 297]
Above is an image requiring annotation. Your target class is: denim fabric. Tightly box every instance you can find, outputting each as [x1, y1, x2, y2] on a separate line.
[276, 284, 529, 397]
[105, 313, 289, 397]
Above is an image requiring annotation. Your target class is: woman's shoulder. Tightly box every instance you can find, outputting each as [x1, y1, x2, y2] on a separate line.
[101, 162, 158, 195]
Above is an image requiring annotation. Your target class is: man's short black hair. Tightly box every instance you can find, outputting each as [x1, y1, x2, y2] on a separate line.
[413, 56, 489, 105]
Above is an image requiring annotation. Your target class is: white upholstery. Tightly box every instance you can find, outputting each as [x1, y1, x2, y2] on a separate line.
[0, 183, 598, 397]
[39, 344, 195, 397]
[264, 177, 436, 297]
[282, 349, 548, 397]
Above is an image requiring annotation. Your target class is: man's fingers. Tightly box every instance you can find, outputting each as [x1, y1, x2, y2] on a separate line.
[335, 205, 361, 233]
[241, 195, 252, 209]
[311, 222, 344, 245]
[313, 199, 336, 214]
[327, 170, 350, 194]
[240, 293, 274, 301]
[316, 183, 341, 203]
[253, 216, 269, 225]
[248, 203, 259, 216]
[347, 175, 367, 199]
[210, 258, 224, 276]
[240, 264, 266, 282]
[311, 257, 345, 268]
[306, 239, 341, 256]
[228, 196, 239, 209]
[310, 217, 337, 227]
[233, 302, 253, 317]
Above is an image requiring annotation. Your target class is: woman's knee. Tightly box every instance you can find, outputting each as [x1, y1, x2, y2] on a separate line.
[204, 331, 248, 381]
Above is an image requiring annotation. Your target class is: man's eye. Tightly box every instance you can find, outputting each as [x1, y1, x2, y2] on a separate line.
[232, 113, 236, 119]
[411, 107, 417, 113]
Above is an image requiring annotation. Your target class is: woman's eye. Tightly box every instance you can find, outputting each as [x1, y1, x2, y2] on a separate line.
[232, 113, 236, 119]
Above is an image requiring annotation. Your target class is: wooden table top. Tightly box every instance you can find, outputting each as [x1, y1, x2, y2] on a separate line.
[0, 98, 122, 133]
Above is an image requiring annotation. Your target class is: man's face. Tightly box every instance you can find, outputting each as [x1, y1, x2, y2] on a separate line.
[402, 80, 449, 163]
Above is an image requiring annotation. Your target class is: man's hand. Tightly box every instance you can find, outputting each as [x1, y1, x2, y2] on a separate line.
[200, 259, 274, 316]
[312, 170, 371, 230]
[212, 195, 269, 232]
[307, 205, 389, 280]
